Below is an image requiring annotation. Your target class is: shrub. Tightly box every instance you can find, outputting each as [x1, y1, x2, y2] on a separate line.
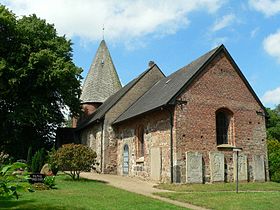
[44, 176, 56, 189]
[0, 162, 32, 199]
[52, 144, 97, 180]
[31, 148, 45, 173]
[47, 147, 59, 175]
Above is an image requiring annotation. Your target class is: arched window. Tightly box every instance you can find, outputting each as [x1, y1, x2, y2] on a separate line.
[123, 144, 129, 175]
[136, 126, 144, 157]
[216, 109, 233, 145]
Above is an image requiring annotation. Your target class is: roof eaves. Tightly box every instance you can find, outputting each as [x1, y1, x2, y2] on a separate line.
[113, 104, 174, 125]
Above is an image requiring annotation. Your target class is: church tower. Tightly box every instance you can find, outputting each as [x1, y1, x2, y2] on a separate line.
[73, 40, 122, 127]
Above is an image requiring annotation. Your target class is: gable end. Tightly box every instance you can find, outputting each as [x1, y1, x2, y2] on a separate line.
[168, 45, 267, 116]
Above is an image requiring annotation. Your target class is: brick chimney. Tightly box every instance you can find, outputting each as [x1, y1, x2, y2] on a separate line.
[148, 61, 155, 67]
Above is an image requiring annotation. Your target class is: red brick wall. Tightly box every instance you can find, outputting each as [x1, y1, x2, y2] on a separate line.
[72, 103, 101, 128]
[174, 51, 268, 182]
[82, 103, 101, 116]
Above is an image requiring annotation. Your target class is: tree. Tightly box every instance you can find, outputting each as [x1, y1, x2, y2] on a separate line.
[267, 139, 280, 182]
[0, 5, 82, 159]
[266, 105, 280, 182]
[266, 106, 280, 141]
[52, 144, 97, 180]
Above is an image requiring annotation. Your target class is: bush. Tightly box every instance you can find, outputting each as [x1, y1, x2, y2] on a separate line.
[52, 144, 97, 180]
[0, 162, 32, 199]
[47, 147, 59, 175]
[31, 148, 45, 173]
[267, 139, 280, 183]
[44, 176, 56, 189]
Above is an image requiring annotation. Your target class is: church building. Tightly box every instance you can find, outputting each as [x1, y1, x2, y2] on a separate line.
[75, 40, 269, 183]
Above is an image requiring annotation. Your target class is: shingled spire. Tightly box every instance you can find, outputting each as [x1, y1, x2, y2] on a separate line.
[80, 40, 122, 104]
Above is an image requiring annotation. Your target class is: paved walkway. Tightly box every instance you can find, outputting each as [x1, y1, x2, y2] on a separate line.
[80, 172, 208, 210]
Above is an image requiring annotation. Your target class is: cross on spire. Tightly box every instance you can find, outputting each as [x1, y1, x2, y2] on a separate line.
[102, 24, 105, 40]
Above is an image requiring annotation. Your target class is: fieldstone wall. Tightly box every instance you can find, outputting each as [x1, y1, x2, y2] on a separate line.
[115, 110, 171, 182]
[80, 123, 103, 172]
[174, 51, 268, 183]
[102, 65, 165, 174]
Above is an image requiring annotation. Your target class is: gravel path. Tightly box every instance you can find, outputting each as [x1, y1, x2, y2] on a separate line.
[80, 172, 208, 210]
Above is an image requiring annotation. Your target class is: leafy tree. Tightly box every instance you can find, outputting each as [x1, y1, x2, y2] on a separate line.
[266, 105, 280, 182]
[267, 139, 280, 182]
[0, 5, 82, 159]
[266, 106, 280, 141]
[52, 144, 96, 180]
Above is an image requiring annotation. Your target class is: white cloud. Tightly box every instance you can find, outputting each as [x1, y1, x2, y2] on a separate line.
[3, 0, 224, 45]
[250, 27, 260, 38]
[262, 87, 280, 105]
[211, 14, 235, 32]
[249, 0, 280, 16]
[263, 30, 280, 63]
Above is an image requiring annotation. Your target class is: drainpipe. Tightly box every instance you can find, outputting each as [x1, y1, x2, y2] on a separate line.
[165, 106, 174, 183]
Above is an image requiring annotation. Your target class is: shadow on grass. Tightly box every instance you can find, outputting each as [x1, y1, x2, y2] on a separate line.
[0, 199, 87, 210]
[60, 175, 108, 184]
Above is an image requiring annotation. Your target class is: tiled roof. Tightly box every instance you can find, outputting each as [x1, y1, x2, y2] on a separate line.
[76, 64, 161, 130]
[114, 44, 267, 124]
[113, 45, 221, 124]
[80, 40, 122, 103]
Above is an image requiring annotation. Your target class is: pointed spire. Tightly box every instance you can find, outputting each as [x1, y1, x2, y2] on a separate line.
[80, 40, 122, 103]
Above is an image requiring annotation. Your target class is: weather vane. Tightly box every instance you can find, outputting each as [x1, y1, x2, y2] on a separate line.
[102, 24, 105, 40]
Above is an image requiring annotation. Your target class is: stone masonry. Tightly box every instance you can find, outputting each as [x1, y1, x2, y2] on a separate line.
[116, 110, 171, 182]
[78, 44, 268, 184]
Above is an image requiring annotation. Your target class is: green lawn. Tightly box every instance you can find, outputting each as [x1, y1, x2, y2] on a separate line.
[155, 191, 280, 210]
[155, 182, 280, 210]
[156, 181, 280, 192]
[0, 175, 185, 210]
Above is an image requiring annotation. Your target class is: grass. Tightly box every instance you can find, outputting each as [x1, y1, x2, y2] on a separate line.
[155, 182, 280, 210]
[156, 181, 280, 192]
[155, 191, 280, 210]
[0, 175, 186, 210]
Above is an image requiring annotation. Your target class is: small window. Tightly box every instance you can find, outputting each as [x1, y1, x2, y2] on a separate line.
[136, 126, 144, 157]
[216, 109, 234, 145]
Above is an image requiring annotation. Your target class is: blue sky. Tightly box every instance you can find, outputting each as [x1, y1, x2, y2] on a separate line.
[2, 0, 280, 108]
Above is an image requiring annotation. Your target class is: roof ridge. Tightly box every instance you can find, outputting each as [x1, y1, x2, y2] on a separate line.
[76, 63, 164, 130]
[113, 45, 222, 124]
